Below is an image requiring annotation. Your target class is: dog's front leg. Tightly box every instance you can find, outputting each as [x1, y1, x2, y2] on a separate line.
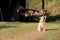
[37, 23, 41, 32]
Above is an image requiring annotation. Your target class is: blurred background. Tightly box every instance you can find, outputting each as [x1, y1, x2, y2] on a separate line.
[0, 0, 60, 22]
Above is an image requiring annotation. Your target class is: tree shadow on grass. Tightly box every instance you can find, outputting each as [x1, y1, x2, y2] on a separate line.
[45, 28, 60, 31]
[0, 25, 16, 30]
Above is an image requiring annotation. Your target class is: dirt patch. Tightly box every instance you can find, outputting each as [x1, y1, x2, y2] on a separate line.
[0, 30, 47, 40]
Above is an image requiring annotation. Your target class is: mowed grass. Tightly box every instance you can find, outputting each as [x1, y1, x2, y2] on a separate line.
[0, 21, 60, 40]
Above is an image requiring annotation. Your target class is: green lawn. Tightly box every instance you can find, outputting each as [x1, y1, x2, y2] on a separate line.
[0, 21, 60, 40]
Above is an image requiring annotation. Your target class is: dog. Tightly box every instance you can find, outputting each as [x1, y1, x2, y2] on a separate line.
[37, 10, 47, 32]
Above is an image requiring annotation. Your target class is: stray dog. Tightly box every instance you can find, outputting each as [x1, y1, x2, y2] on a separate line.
[37, 10, 46, 32]
[37, 16, 46, 32]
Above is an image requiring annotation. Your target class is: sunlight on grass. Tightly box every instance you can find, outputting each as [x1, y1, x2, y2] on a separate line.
[0, 21, 60, 40]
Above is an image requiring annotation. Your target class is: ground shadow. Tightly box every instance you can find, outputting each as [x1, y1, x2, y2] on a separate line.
[0, 25, 16, 30]
[45, 28, 60, 31]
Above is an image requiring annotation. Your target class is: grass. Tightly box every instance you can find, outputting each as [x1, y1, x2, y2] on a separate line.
[29, 0, 60, 16]
[29, 0, 42, 8]
[0, 21, 60, 40]
[29, 0, 54, 9]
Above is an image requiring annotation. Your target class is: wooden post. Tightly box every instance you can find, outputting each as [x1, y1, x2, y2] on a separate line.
[0, 7, 3, 21]
[26, 0, 29, 22]
[26, 0, 29, 15]
[41, 0, 45, 15]
[42, 0, 44, 9]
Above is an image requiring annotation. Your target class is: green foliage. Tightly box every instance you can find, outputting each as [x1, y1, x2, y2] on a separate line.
[29, 0, 42, 8]
[30, 0, 60, 16]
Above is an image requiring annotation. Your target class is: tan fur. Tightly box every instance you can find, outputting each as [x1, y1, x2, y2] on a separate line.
[37, 10, 46, 32]
[37, 16, 46, 32]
